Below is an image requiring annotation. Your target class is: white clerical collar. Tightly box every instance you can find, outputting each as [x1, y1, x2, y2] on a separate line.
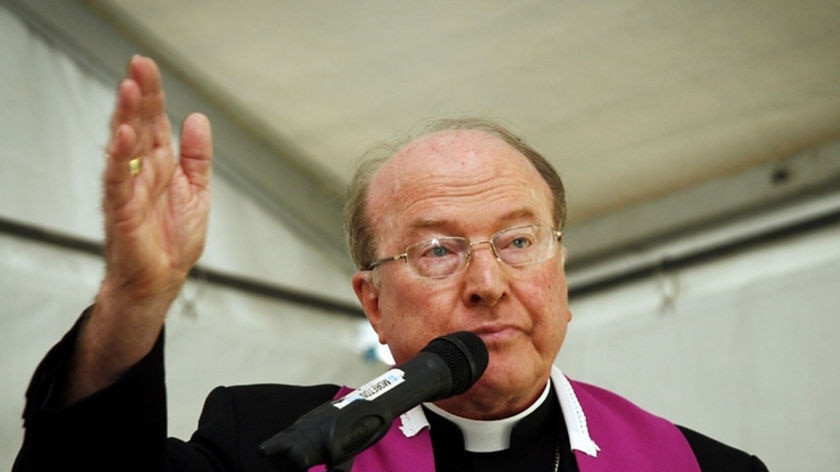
[398, 367, 600, 457]
[421, 381, 552, 453]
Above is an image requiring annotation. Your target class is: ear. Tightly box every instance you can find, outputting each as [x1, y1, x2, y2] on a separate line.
[352, 271, 386, 344]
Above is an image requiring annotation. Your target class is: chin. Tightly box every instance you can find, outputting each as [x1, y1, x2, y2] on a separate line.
[473, 362, 538, 398]
[483, 351, 549, 390]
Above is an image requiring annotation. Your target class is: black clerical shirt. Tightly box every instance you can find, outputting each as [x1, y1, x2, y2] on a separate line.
[425, 385, 579, 472]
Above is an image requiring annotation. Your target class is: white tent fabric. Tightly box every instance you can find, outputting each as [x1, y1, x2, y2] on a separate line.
[559, 222, 840, 471]
[1, 7, 381, 468]
[0, 232, 384, 448]
[0, 5, 356, 300]
[2, 5, 839, 471]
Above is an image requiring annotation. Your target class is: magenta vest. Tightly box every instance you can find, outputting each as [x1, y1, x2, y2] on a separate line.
[311, 377, 701, 471]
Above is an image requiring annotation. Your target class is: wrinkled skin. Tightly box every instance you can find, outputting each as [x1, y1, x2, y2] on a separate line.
[352, 130, 572, 420]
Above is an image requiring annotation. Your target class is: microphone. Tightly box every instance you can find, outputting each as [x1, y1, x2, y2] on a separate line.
[258, 331, 488, 471]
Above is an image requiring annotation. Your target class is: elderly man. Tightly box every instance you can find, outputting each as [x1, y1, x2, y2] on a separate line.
[14, 56, 768, 471]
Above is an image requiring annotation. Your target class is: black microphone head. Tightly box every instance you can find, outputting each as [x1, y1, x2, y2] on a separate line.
[421, 331, 488, 396]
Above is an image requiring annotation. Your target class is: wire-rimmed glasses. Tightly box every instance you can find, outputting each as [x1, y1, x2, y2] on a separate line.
[366, 225, 562, 279]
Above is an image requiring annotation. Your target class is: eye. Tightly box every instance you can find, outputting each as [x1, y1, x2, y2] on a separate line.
[509, 236, 532, 249]
[415, 238, 462, 260]
[499, 232, 535, 251]
[425, 244, 451, 258]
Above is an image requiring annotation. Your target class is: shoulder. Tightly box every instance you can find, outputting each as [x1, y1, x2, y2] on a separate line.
[678, 426, 769, 472]
[212, 383, 341, 402]
[565, 376, 666, 423]
[563, 375, 768, 471]
[205, 383, 341, 416]
[192, 383, 342, 452]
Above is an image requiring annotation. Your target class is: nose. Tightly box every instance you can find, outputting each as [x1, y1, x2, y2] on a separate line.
[462, 241, 507, 307]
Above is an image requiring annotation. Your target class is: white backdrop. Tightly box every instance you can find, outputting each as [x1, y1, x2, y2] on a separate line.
[1, 7, 381, 469]
[3, 5, 839, 471]
[560, 223, 840, 471]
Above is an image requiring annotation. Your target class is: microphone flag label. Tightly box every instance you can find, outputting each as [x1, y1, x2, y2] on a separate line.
[333, 369, 406, 409]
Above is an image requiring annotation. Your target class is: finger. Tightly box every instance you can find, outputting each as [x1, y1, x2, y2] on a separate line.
[109, 75, 141, 138]
[179, 113, 213, 189]
[103, 123, 140, 209]
[128, 55, 172, 152]
[109, 56, 171, 159]
[129, 54, 163, 96]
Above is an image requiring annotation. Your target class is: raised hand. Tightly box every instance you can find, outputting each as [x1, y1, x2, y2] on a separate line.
[66, 56, 213, 403]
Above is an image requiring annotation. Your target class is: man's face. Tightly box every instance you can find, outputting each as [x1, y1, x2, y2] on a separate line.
[352, 129, 571, 420]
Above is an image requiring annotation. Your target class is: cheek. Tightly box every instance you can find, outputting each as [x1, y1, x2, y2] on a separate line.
[520, 265, 569, 345]
[520, 267, 560, 309]
[377, 280, 455, 362]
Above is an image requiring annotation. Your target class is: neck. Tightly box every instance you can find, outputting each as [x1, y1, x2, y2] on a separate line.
[432, 371, 553, 420]
[424, 381, 551, 452]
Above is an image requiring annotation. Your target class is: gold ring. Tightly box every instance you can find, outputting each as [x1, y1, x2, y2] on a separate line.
[129, 157, 142, 176]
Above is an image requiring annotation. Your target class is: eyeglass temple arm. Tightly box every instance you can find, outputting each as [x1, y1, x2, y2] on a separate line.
[366, 253, 408, 270]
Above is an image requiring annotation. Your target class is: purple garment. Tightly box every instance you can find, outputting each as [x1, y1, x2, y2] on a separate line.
[311, 379, 701, 472]
[568, 378, 701, 472]
[309, 386, 434, 472]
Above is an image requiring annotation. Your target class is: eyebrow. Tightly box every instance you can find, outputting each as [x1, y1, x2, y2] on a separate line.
[406, 208, 542, 235]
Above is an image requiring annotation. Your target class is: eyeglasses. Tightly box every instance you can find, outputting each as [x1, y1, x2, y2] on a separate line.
[366, 225, 562, 279]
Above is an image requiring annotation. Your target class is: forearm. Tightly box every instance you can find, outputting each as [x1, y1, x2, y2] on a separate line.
[13, 309, 168, 472]
[64, 281, 175, 404]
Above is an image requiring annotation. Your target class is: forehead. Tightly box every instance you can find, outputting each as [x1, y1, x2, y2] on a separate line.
[366, 129, 553, 239]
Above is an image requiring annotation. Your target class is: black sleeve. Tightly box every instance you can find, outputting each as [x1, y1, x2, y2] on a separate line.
[678, 425, 770, 472]
[12, 308, 342, 472]
[179, 383, 342, 472]
[12, 310, 169, 472]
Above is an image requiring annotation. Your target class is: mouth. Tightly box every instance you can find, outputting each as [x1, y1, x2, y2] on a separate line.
[472, 325, 521, 345]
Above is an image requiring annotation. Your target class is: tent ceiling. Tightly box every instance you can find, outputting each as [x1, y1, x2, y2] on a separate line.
[93, 0, 840, 213]
[9, 0, 840, 271]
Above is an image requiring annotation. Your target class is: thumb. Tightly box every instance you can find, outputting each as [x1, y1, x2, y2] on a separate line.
[179, 113, 213, 188]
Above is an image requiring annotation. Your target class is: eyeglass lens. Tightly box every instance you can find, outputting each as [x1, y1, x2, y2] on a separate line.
[407, 226, 557, 278]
